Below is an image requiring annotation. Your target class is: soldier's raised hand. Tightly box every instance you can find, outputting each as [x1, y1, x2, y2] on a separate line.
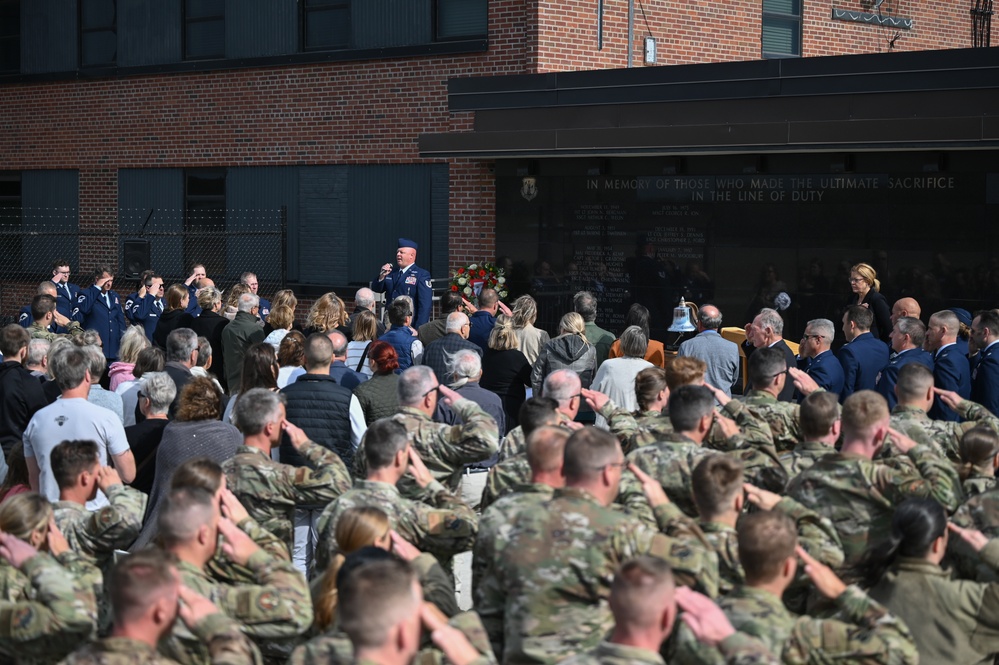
[0, 531, 38, 569]
[676, 587, 737, 647]
[702, 382, 731, 407]
[437, 384, 462, 407]
[46, 519, 70, 557]
[933, 388, 963, 411]
[948, 522, 990, 552]
[713, 413, 740, 440]
[97, 466, 123, 492]
[581, 387, 610, 412]
[389, 530, 422, 562]
[177, 585, 222, 628]
[219, 488, 250, 524]
[885, 427, 918, 454]
[628, 462, 669, 508]
[743, 483, 781, 511]
[420, 602, 482, 665]
[797, 545, 846, 600]
[218, 517, 260, 566]
[407, 446, 434, 488]
[282, 420, 310, 450]
[788, 367, 820, 396]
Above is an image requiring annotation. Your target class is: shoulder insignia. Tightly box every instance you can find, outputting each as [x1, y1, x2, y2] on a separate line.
[12, 605, 33, 629]
[257, 590, 280, 612]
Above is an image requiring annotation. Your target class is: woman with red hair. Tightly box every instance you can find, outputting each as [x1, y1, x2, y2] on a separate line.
[352, 341, 400, 423]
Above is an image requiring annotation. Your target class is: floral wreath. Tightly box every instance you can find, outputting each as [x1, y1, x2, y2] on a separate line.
[449, 261, 509, 305]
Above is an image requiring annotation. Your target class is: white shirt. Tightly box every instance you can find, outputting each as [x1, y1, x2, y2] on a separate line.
[23, 397, 131, 510]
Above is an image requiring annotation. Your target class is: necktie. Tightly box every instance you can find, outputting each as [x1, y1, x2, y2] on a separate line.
[104, 293, 111, 309]
[156, 300, 163, 313]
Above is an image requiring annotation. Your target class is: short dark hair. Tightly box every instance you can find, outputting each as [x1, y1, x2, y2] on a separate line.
[563, 427, 619, 484]
[93, 264, 114, 280]
[737, 511, 796, 585]
[363, 419, 410, 470]
[109, 547, 177, 625]
[50, 440, 100, 491]
[691, 454, 743, 518]
[0, 324, 30, 357]
[844, 305, 874, 331]
[976, 309, 999, 335]
[338, 557, 419, 650]
[518, 397, 560, 436]
[440, 291, 463, 314]
[387, 299, 412, 327]
[31, 294, 57, 322]
[573, 291, 598, 322]
[799, 391, 841, 440]
[305, 333, 334, 369]
[667, 384, 714, 432]
[748, 347, 787, 389]
[52, 259, 70, 272]
[895, 363, 934, 402]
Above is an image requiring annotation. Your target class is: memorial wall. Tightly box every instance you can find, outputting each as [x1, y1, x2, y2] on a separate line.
[495, 151, 999, 342]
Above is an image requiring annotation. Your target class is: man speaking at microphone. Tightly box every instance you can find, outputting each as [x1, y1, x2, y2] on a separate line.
[371, 237, 433, 328]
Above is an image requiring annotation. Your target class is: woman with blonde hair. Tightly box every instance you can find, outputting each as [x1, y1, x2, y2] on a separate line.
[108, 325, 150, 391]
[223, 283, 249, 321]
[312, 506, 457, 632]
[511, 294, 550, 365]
[346, 310, 378, 377]
[304, 292, 349, 336]
[480, 316, 531, 433]
[530, 311, 595, 396]
[847, 261, 892, 343]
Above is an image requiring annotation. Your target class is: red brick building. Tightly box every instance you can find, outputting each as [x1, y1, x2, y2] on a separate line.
[0, 0, 989, 329]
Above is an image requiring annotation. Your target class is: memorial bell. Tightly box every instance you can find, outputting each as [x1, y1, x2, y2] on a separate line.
[668, 298, 697, 333]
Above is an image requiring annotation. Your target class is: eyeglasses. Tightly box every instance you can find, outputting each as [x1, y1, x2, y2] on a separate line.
[56, 270, 70, 275]
[801, 334, 823, 341]
[592, 460, 627, 471]
[848, 278, 865, 284]
[422, 384, 442, 399]
[137, 390, 147, 400]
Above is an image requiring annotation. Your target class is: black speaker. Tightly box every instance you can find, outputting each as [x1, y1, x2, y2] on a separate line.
[123, 240, 151, 278]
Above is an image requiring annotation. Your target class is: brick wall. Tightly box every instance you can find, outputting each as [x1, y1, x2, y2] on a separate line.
[0, 0, 976, 320]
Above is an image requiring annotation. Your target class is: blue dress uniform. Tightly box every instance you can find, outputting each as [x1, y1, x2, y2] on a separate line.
[972, 341, 999, 418]
[875, 347, 935, 411]
[51, 279, 79, 321]
[929, 342, 972, 421]
[258, 296, 272, 322]
[74, 286, 127, 360]
[18, 305, 59, 334]
[124, 291, 141, 324]
[371, 238, 433, 329]
[130, 295, 164, 342]
[184, 284, 202, 317]
[836, 331, 890, 402]
[800, 349, 845, 401]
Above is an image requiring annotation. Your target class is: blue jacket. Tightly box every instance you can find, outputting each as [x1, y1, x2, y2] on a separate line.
[875, 347, 935, 411]
[130, 294, 164, 341]
[74, 285, 128, 360]
[972, 342, 999, 419]
[258, 297, 272, 322]
[468, 310, 496, 350]
[52, 280, 79, 321]
[372, 264, 433, 328]
[379, 326, 420, 371]
[929, 343, 972, 421]
[836, 332, 890, 402]
[800, 350, 845, 401]
[184, 284, 202, 317]
[329, 360, 368, 391]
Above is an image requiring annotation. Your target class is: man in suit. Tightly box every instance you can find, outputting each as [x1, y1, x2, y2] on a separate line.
[745, 307, 796, 402]
[875, 316, 934, 412]
[924, 310, 971, 421]
[74, 264, 127, 363]
[421, 311, 482, 385]
[677, 304, 739, 397]
[796, 318, 844, 400]
[49, 258, 80, 322]
[971, 309, 999, 417]
[327, 330, 368, 390]
[837, 305, 890, 403]
[347, 287, 386, 341]
[371, 237, 433, 329]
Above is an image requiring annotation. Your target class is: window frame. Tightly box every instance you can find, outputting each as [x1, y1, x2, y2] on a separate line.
[184, 168, 227, 279]
[183, 0, 225, 61]
[762, 0, 802, 60]
[434, 0, 489, 42]
[79, 0, 117, 68]
[0, 0, 20, 74]
[301, 0, 351, 52]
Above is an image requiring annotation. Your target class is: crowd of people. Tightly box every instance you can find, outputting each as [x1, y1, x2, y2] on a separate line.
[1, 244, 999, 665]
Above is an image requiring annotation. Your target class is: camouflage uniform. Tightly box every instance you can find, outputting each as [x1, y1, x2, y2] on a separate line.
[314, 478, 477, 572]
[496, 413, 572, 460]
[59, 612, 263, 665]
[562, 635, 780, 665]
[473, 483, 554, 591]
[288, 610, 496, 665]
[476, 486, 718, 665]
[207, 516, 291, 586]
[780, 440, 835, 481]
[29, 320, 83, 340]
[161, 549, 312, 665]
[479, 455, 531, 510]
[0, 552, 99, 664]
[890, 399, 999, 461]
[53, 483, 147, 568]
[786, 445, 962, 577]
[222, 443, 351, 551]
[742, 389, 803, 453]
[674, 584, 918, 665]
[353, 400, 499, 497]
[616, 433, 786, 522]
[962, 472, 997, 498]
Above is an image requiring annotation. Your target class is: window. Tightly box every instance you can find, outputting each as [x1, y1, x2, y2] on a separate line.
[185, 0, 224, 60]
[185, 169, 226, 278]
[0, 0, 19, 73]
[302, 0, 350, 51]
[436, 0, 487, 40]
[762, 0, 801, 59]
[80, 0, 116, 67]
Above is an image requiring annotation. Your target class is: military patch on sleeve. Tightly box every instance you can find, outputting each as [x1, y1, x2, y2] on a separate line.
[256, 591, 280, 612]
[12, 606, 33, 629]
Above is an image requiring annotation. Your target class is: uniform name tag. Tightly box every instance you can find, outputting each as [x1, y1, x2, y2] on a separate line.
[405, 275, 417, 285]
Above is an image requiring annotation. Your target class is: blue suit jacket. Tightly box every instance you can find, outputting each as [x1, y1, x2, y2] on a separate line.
[130, 294, 164, 341]
[836, 332, 890, 402]
[972, 342, 999, 418]
[329, 360, 368, 391]
[929, 343, 972, 421]
[74, 286, 128, 360]
[876, 347, 935, 411]
[802, 350, 845, 400]
[51, 280, 79, 321]
[372, 264, 433, 329]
